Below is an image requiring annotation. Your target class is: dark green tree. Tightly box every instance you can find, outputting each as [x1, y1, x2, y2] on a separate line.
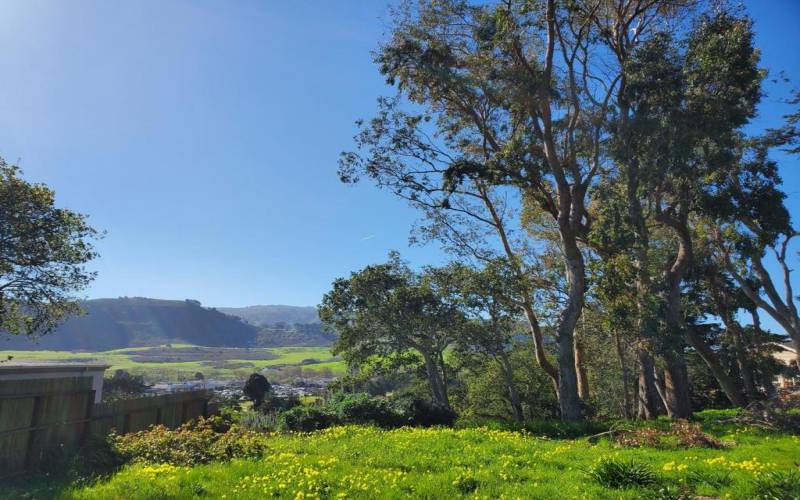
[319, 254, 465, 409]
[0, 159, 100, 339]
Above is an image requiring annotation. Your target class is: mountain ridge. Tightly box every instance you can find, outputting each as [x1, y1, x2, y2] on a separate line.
[1, 298, 331, 351]
[216, 305, 319, 326]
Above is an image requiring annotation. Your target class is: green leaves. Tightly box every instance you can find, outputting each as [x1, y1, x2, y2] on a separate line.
[0, 158, 100, 338]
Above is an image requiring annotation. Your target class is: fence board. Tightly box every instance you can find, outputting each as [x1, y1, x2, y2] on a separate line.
[0, 375, 212, 476]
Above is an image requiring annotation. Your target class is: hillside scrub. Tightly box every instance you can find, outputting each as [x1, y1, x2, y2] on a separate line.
[39, 414, 800, 500]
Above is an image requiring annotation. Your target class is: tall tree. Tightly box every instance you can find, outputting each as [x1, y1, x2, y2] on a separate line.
[319, 254, 464, 408]
[0, 160, 100, 339]
[340, 0, 683, 420]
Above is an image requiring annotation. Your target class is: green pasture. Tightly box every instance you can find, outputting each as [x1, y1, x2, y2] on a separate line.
[1, 345, 344, 381]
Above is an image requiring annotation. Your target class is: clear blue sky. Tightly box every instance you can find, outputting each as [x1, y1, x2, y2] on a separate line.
[0, 1, 797, 308]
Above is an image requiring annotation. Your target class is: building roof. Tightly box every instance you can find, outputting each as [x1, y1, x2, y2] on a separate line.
[0, 362, 110, 375]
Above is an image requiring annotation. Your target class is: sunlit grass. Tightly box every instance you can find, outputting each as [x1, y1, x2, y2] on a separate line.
[66, 424, 799, 499]
[0, 345, 341, 380]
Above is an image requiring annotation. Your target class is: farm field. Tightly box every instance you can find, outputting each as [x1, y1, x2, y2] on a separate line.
[37, 417, 800, 499]
[1, 345, 345, 381]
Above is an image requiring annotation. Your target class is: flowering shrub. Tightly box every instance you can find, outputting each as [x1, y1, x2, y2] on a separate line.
[111, 416, 270, 466]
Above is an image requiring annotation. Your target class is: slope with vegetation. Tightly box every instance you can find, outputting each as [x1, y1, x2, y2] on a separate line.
[10, 408, 799, 500]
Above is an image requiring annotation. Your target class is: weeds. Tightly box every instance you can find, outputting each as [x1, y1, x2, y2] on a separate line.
[587, 458, 659, 489]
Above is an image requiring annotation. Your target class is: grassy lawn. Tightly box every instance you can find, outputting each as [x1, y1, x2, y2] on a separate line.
[1, 345, 344, 380]
[42, 422, 800, 499]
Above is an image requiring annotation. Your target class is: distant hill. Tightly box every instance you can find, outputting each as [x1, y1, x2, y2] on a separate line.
[256, 322, 336, 347]
[0, 297, 261, 351]
[216, 305, 320, 326]
[0, 298, 335, 351]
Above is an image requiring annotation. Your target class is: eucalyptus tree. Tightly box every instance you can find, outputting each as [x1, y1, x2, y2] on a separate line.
[0, 159, 100, 339]
[607, 9, 765, 416]
[318, 254, 465, 409]
[711, 148, 799, 370]
[340, 0, 684, 420]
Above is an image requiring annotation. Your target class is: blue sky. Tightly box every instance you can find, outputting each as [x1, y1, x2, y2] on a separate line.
[0, 1, 798, 309]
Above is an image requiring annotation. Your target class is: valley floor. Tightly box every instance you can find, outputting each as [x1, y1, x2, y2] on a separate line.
[1, 345, 344, 381]
[30, 420, 800, 499]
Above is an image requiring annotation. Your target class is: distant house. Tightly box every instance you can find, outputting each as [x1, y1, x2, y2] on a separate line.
[771, 342, 799, 389]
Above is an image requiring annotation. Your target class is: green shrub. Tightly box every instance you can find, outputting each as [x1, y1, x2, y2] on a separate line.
[111, 417, 270, 466]
[691, 408, 743, 424]
[209, 428, 271, 461]
[330, 392, 404, 428]
[522, 419, 608, 438]
[750, 470, 800, 500]
[588, 458, 658, 489]
[278, 406, 340, 432]
[393, 397, 457, 427]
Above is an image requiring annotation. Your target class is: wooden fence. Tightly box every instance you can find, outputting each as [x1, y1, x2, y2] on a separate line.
[0, 377, 212, 476]
[90, 390, 210, 436]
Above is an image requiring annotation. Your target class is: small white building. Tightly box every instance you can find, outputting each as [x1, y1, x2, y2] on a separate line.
[0, 363, 109, 402]
[771, 342, 799, 389]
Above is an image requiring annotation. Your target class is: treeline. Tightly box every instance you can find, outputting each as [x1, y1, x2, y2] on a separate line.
[324, 0, 800, 421]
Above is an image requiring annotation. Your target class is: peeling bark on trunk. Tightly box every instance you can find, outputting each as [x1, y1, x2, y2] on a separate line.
[636, 347, 659, 419]
[556, 231, 586, 421]
[574, 331, 590, 400]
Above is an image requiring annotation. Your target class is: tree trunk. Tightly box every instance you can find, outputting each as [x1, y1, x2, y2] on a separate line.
[422, 352, 449, 408]
[730, 322, 758, 401]
[662, 348, 691, 419]
[613, 329, 632, 419]
[574, 331, 590, 400]
[636, 346, 659, 419]
[555, 234, 585, 421]
[498, 353, 524, 422]
[709, 273, 758, 402]
[683, 326, 746, 407]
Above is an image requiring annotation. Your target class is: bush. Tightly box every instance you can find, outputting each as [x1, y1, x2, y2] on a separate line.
[393, 397, 458, 427]
[209, 428, 272, 461]
[261, 393, 302, 413]
[522, 419, 608, 439]
[750, 470, 800, 500]
[111, 416, 270, 466]
[278, 406, 340, 432]
[330, 393, 404, 428]
[588, 459, 658, 489]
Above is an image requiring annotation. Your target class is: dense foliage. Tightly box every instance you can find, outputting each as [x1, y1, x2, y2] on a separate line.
[331, 0, 800, 422]
[0, 159, 99, 339]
